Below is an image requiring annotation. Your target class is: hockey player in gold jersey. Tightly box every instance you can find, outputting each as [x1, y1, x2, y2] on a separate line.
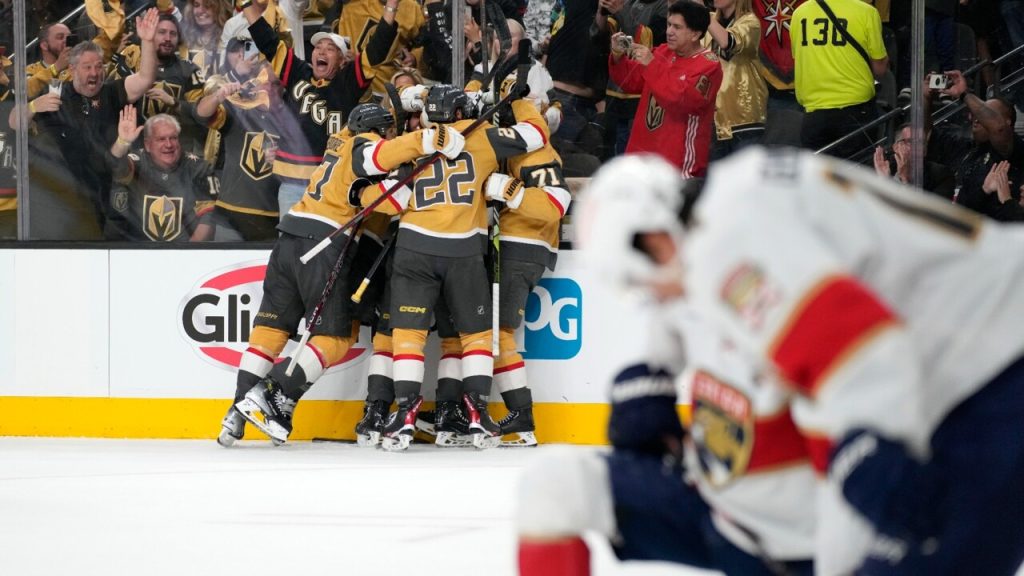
[487, 92, 572, 447]
[221, 103, 408, 445]
[359, 84, 546, 451]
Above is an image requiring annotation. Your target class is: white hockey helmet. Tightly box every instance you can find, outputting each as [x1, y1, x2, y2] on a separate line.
[577, 154, 686, 294]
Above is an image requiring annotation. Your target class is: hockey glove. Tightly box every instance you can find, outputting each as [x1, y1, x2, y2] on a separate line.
[830, 429, 947, 541]
[607, 363, 684, 458]
[399, 84, 428, 112]
[544, 103, 562, 135]
[422, 126, 465, 159]
[485, 173, 526, 209]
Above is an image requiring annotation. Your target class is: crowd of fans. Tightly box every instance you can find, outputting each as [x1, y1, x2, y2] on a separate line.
[0, 0, 1022, 240]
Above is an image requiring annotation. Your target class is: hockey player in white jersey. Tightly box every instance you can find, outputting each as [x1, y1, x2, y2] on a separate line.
[681, 146, 1024, 575]
[519, 148, 1024, 576]
[515, 155, 817, 576]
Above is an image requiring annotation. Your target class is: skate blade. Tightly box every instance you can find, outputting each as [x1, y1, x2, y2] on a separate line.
[472, 433, 501, 450]
[435, 431, 474, 448]
[216, 428, 240, 448]
[500, 432, 538, 447]
[234, 398, 289, 444]
[381, 434, 412, 452]
[356, 431, 381, 447]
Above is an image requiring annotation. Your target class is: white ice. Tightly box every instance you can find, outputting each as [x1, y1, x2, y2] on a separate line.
[0, 438, 717, 576]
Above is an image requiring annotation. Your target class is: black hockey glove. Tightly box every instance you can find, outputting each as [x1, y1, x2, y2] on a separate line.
[830, 429, 947, 542]
[607, 363, 685, 458]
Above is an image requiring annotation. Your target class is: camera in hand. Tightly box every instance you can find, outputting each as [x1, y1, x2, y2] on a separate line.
[617, 35, 633, 52]
[66, 33, 80, 48]
[927, 73, 950, 90]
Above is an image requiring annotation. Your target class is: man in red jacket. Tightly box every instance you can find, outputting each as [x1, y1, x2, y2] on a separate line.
[609, 1, 722, 178]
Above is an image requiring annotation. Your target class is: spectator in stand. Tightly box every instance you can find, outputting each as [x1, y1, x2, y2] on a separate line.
[593, 0, 668, 157]
[704, 0, 767, 159]
[241, 0, 397, 215]
[194, 37, 286, 240]
[873, 122, 956, 198]
[108, 108, 218, 241]
[753, 0, 805, 114]
[24, 8, 160, 240]
[181, 0, 233, 78]
[927, 70, 1024, 221]
[110, 14, 208, 155]
[981, 160, 1024, 217]
[220, 0, 296, 66]
[26, 23, 74, 99]
[790, 0, 887, 160]
[545, 0, 606, 157]
[609, 1, 723, 178]
[329, 0, 424, 102]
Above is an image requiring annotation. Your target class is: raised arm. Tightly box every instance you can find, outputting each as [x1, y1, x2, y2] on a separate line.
[124, 8, 160, 102]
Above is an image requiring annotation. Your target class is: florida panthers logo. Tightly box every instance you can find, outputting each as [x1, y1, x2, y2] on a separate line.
[241, 131, 277, 180]
[645, 93, 664, 131]
[690, 371, 754, 487]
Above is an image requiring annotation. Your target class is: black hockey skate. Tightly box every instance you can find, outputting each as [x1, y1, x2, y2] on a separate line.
[434, 400, 474, 448]
[217, 406, 246, 447]
[462, 392, 501, 450]
[355, 400, 390, 447]
[234, 378, 295, 445]
[498, 405, 537, 447]
[381, 395, 423, 452]
[414, 409, 437, 437]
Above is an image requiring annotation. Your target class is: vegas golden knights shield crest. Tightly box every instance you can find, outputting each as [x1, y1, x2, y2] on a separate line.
[241, 131, 276, 180]
[144, 81, 183, 118]
[144, 195, 184, 241]
[645, 93, 665, 131]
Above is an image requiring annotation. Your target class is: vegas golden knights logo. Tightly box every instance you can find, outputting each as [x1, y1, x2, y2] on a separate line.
[645, 93, 665, 131]
[144, 195, 184, 241]
[144, 81, 183, 118]
[241, 131, 277, 180]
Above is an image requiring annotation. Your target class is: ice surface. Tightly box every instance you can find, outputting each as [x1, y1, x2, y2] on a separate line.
[0, 438, 714, 576]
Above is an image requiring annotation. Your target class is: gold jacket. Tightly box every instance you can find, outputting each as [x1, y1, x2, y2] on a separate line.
[703, 12, 768, 140]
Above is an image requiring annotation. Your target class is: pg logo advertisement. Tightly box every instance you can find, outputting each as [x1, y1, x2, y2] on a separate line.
[523, 278, 583, 360]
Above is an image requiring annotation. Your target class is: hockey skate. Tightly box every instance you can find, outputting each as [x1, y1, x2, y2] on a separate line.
[381, 395, 423, 452]
[462, 392, 501, 450]
[355, 400, 390, 447]
[498, 405, 537, 447]
[216, 406, 246, 447]
[434, 401, 474, 448]
[234, 378, 295, 445]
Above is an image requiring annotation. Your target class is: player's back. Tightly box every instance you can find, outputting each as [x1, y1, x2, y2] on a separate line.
[687, 147, 1024, 431]
[396, 118, 500, 258]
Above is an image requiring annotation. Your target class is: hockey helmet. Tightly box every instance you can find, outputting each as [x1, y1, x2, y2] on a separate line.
[577, 154, 686, 293]
[424, 84, 476, 124]
[347, 103, 395, 137]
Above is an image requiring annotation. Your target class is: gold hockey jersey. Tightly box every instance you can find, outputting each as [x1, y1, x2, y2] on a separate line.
[500, 100, 570, 269]
[333, 0, 424, 100]
[352, 118, 547, 257]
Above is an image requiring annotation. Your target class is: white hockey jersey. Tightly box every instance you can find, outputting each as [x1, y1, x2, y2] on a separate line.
[683, 147, 1024, 574]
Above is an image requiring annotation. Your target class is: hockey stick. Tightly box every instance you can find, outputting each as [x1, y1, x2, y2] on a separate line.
[490, 38, 533, 355]
[351, 233, 394, 304]
[285, 225, 360, 377]
[299, 46, 534, 265]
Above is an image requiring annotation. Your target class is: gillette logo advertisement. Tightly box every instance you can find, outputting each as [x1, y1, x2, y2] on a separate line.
[178, 261, 365, 371]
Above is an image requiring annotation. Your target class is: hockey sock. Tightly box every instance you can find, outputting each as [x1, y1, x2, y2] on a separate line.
[494, 328, 528, 394]
[518, 537, 590, 576]
[393, 328, 427, 399]
[460, 330, 494, 397]
[367, 332, 395, 404]
[234, 326, 290, 402]
[437, 337, 464, 401]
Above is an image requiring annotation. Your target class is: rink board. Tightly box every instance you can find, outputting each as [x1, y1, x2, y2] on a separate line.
[0, 248, 688, 442]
